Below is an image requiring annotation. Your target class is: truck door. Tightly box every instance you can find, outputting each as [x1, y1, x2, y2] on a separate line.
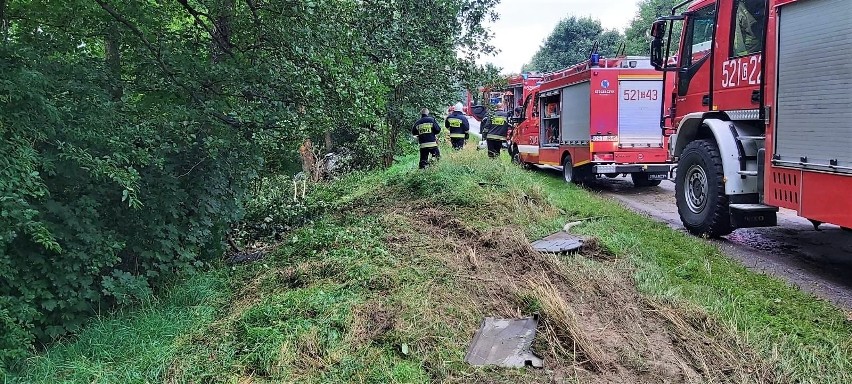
[713, 0, 767, 112]
[515, 93, 540, 163]
[673, 4, 717, 126]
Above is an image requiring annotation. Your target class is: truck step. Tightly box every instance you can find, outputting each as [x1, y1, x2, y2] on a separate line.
[729, 203, 778, 229]
[736, 135, 766, 141]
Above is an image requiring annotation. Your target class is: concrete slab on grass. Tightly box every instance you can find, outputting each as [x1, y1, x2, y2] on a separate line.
[464, 315, 543, 368]
[530, 231, 583, 253]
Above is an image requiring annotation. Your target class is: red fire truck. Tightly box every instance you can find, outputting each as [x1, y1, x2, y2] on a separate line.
[500, 73, 542, 112]
[510, 56, 673, 187]
[460, 73, 542, 118]
[459, 87, 500, 117]
[650, 0, 852, 236]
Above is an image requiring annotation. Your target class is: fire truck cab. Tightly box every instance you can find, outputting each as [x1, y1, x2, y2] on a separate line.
[510, 56, 673, 187]
[650, 0, 852, 236]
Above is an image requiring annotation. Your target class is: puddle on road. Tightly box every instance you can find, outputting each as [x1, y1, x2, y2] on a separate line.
[725, 230, 797, 255]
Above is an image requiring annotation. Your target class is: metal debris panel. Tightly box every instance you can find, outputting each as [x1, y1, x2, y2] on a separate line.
[464, 316, 543, 368]
[530, 231, 583, 253]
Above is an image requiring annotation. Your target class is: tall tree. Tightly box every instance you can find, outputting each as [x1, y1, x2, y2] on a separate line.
[624, 0, 681, 55]
[523, 16, 624, 73]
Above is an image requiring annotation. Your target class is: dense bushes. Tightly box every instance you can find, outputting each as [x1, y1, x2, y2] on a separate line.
[0, 43, 256, 368]
[0, 0, 500, 371]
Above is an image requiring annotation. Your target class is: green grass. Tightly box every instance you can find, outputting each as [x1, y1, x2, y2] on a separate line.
[9, 271, 229, 383]
[7, 147, 852, 383]
[387, 150, 852, 382]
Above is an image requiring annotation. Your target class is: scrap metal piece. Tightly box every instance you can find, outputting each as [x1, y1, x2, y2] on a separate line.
[530, 231, 584, 253]
[464, 315, 543, 368]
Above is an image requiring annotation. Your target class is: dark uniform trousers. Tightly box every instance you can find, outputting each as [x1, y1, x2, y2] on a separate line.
[419, 146, 440, 168]
[450, 138, 465, 150]
[486, 140, 502, 158]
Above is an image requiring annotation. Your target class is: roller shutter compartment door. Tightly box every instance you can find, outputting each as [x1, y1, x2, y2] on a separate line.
[560, 82, 591, 144]
[775, 0, 852, 173]
[618, 80, 664, 147]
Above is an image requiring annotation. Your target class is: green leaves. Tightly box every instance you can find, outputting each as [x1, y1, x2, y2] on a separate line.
[524, 16, 625, 72]
[623, 0, 682, 56]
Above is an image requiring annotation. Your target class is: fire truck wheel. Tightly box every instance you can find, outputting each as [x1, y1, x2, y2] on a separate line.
[675, 139, 732, 238]
[512, 151, 528, 169]
[630, 173, 662, 187]
[561, 155, 577, 184]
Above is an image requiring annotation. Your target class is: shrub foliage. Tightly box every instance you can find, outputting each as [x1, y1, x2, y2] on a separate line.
[0, 0, 499, 369]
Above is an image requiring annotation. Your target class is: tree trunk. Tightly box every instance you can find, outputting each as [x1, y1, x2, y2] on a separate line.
[324, 130, 333, 153]
[104, 22, 123, 101]
[383, 88, 403, 168]
[211, 0, 234, 64]
[384, 121, 396, 168]
[299, 139, 320, 181]
[0, 0, 8, 41]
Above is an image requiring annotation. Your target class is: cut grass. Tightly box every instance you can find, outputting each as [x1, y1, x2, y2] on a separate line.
[7, 147, 852, 383]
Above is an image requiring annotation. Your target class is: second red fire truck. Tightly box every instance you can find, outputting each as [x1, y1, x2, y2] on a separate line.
[509, 56, 674, 187]
[499, 73, 542, 112]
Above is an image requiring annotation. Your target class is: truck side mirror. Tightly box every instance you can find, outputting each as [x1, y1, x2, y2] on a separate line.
[650, 20, 667, 70]
[650, 19, 666, 40]
[649, 16, 684, 71]
[650, 39, 665, 71]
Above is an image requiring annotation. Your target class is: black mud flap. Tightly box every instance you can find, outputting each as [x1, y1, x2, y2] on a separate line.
[729, 203, 778, 229]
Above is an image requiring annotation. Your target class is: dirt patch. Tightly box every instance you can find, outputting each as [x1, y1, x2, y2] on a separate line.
[395, 206, 784, 383]
[577, 236, 616, 262]
[420, 207, 481, 239]
[350, 301, 398, 347]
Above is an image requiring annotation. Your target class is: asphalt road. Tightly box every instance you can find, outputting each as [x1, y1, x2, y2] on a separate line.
[539, 168, 852, 310]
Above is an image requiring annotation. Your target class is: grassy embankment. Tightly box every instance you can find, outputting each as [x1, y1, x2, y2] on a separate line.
[8, 147, 852, 383]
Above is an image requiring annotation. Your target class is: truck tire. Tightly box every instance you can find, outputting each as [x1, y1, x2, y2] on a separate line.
[512, 151, 529, 169]
[675, 139, 732, 237]
[561, 155, 576, 184]
[630, 173, 662, 187]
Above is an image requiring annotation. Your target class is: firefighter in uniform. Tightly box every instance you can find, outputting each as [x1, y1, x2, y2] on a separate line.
[481, 104, 510, 158]
[412, 108, 442, 168]
[445, 102, 470, 150]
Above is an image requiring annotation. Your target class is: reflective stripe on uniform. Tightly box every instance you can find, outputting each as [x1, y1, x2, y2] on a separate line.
[447, 118, 462, 128]
[416, 123, 433, 135]
[486, 134, 506, 140]
[419, 142, 438, 148]
[491, 117, 507, 125]
[449, 133, 466, 138]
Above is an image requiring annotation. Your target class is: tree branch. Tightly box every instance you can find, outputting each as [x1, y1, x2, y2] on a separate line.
[244, 0, 260, 25]
[174, 0, 235, 58]
[95, 0, 243, 130]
